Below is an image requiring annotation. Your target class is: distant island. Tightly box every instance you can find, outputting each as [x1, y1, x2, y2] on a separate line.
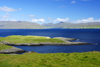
[0, 21, 100, 29]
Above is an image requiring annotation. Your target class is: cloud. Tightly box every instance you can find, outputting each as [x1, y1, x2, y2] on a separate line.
[71, 1, 76, 3]
[54, 18, 69, 22]
[0, 19, 16, 21]
[29, 15, 45, 22]
[2, 13, 10, 19]
[0, 6, 22, 12]
[1, 13, 16, 21]
[73, 18, 100, 23]
[29, 15, 35, 18]
[6, 13, 10, 15]
[31, 19, 45, 22]
[10, 19, 16, 21]
[2, 15, 9, 18]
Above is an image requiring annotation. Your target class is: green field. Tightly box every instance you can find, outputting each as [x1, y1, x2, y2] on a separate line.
[0, 51, 100, 67]
[0, 35, 65, 44]
[0, 44, 12, 50]
[0, 44, 100, 67]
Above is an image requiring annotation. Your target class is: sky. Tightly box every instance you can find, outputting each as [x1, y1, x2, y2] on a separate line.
[0, 0, 100, 24]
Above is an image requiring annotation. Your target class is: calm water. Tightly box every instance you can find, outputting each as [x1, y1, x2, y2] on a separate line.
[0, 29, 100, 53]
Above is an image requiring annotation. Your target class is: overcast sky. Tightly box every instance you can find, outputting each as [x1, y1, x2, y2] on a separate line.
[0, 0, 100, 24]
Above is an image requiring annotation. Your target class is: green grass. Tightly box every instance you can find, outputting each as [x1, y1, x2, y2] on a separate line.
[0, 35, 65, 44]
[0, 51, 100, 67]
[0, 44, 12, 50]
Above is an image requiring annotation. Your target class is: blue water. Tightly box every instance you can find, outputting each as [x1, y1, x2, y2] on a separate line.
[0, 29, 100, 53]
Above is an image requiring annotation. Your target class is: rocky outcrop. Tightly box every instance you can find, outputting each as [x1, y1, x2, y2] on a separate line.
[0, 47, 26, 54]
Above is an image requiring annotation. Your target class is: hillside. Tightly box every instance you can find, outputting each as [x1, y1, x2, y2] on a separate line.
[42, 22, 100, 28]
[0, 21, 45, 29]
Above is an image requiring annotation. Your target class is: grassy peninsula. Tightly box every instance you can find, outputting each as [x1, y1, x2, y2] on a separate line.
[0, 36, 100, 67]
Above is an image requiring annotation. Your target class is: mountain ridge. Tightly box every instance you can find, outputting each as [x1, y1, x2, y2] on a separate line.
[0, 21, 45, 29]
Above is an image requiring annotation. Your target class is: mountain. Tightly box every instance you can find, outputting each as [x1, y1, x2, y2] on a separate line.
[1, 21, 100, 29]
[42, 22, 100, 28]
[0, 21, 45, 29]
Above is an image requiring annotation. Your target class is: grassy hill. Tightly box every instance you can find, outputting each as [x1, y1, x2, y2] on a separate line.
[0, 21, 45, 29]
